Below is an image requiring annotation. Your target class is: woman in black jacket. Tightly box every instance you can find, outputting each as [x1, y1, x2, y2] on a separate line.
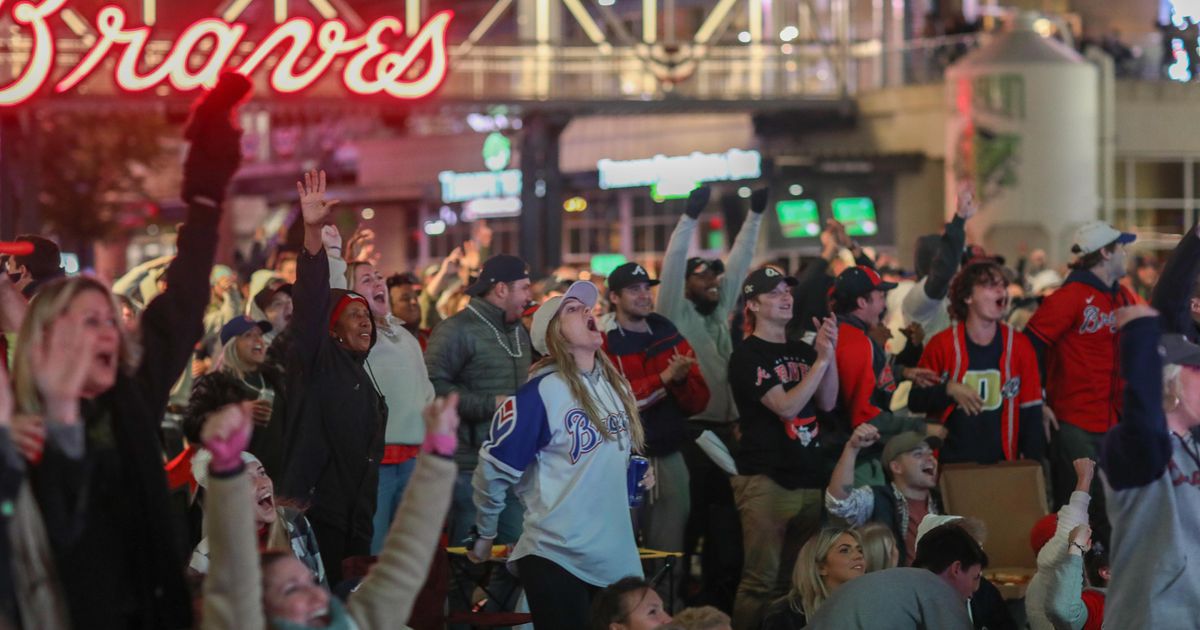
[6, 72, 250, 629]
[280, 169, 386, 586]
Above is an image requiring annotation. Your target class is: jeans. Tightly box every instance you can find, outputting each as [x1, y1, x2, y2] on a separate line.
[447, 469, 525, 630]
[370, 459, 418, 554]
[729, 475, 823, 630]
[639, 451, 690, 611]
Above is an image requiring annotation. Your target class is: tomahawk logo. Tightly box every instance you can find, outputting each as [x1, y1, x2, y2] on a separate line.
[488, 397, 518, 445]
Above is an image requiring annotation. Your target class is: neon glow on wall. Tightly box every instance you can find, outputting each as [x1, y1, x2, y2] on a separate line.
[0, 0, 454, 106]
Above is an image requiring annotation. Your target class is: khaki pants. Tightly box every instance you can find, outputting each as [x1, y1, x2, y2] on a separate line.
[729, 475, 822, 630]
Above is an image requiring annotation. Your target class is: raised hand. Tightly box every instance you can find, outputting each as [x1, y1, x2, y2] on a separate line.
[321, 225, 343, 256]
[182, 72, 252, 205]
[847, 423, 881, 451]
[31, 312, 96, 424]
[297, 169, 340, 226]
[201, 402, 253, 474]
[813, 316, 838, 361]
[684, 186, 712, 220]
[750, 187, 770, 214]
[956, 180, 978, 220]
[1073, 458, 1096, 491]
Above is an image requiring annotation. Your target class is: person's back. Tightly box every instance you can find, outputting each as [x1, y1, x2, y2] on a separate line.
[804, 568, 970, 630]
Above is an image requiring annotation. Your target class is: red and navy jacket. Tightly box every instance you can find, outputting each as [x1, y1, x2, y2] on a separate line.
[835, 313, 897, 428]
[910, 322, 1044, 463]
[602, 313, 710, 456]
[1025, 270, 1138, 433]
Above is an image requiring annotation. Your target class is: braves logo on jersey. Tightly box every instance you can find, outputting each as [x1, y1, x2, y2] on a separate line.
[565, 408, 629, 464]
[1079, 305, 1118, 334]
[489, 397, 518, 444]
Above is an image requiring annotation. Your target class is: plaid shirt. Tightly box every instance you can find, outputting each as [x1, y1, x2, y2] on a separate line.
[190, 506, 326, 585]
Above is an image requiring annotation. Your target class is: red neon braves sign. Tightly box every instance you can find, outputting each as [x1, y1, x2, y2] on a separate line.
[0, 0, 453, 106]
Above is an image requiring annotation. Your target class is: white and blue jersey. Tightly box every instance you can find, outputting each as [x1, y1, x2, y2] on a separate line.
[472, 365, 643, 586]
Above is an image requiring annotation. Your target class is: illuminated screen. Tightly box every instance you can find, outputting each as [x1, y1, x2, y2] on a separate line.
[590, 254, 628, 276]
[831, 197, 878, 236]
[775, 199, 820, 238]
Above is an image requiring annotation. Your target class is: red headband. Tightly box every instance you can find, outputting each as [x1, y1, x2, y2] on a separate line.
[329, 294, 370, 331]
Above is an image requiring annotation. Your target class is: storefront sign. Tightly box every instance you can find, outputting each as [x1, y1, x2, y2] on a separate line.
[0, 0, 454, 106]
[439, 132, 523, 206]
[462, 197, 522, 221]
[597, 149, 762, 190]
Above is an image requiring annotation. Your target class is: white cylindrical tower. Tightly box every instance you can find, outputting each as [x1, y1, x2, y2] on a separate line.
[945, 13, 1099, 264]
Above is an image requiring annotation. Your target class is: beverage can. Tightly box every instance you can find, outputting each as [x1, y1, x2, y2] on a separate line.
[627, 455, 650, 507]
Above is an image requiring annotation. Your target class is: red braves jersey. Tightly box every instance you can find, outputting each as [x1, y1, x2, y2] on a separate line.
[836, 318, 897, 428]
[1025, 272, 1138, 433]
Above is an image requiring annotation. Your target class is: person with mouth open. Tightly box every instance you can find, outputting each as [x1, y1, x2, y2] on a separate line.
[278, 169, 389, 586]
[323, 223, 436, 556]
[908, 260, 1046, 466]
[194, 377, 460, 630]
[468, 281, 651, 630]
[825, 425, 946, 567]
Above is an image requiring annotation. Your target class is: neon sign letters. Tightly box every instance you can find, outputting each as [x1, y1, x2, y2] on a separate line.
[0, 0, 454, 106]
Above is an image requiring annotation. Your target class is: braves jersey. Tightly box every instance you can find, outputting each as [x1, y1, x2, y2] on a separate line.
[835, 315, 898, 428]
[473, 366, 643, 586]
[1025, 270, 1138, 433]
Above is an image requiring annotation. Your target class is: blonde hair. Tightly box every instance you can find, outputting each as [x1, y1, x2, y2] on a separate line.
[346, 261, 373, 293]
[12, 276, 134, 413]
[857, 522, 898, 573]
[212, 335, 257, 380]
[788, 527, 862, 618]
[671, 605, 730, 630]
[1165, 363, 1183, 411]
[531, 313, 645, 453]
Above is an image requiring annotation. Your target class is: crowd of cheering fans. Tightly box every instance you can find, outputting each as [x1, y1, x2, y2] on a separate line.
[0, 73, 1198, 630]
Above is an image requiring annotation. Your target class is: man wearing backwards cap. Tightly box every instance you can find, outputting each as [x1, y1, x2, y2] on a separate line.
[825, 424, 944, 567]
[657, 185, 767, 608]
[602, 262, 709, 603]
[424, 252, 532, 549]
[1025, 220, 1137, 545]
[832, 265, 944, 485]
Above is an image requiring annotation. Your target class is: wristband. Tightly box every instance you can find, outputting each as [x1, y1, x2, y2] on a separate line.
[422, 432, 457, 457]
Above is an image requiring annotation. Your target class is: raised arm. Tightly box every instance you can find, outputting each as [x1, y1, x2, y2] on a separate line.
[718, 188, 766, 316]
[290, 170, 340, 371]
[824, 424, 880, 526]
[656, 187, 708, 321]
[1100, 307, 1172, 490]
[923, 188, 973, 300]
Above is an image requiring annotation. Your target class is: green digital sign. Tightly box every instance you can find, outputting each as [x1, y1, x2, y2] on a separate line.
[831, 197, 879, 236]
[590, 253, 628, 276]
[775, 199, 821, 238]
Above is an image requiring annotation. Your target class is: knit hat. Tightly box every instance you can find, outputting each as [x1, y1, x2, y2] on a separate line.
[1030, 513, 1058, 554]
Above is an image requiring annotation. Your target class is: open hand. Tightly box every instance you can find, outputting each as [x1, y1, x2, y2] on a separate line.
[297, 169, 340, 226]
[424, 392, 461, 438]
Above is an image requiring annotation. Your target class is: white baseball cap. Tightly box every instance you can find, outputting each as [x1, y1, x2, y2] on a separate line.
[1072, 221, 1135, 255]
[530, 281, 599, 354]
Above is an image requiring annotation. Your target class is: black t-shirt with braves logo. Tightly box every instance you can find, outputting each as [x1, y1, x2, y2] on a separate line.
[729, 335, 830, 489]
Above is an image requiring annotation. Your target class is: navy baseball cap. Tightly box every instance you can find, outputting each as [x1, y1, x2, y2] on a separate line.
[833, 265, 898, 302]
[687, 257, 725, 277]
[742, 266, 797, 299]
[607, 262, 660, 293]
[465, 254, 530, 297]
[219, 316, 272, 346]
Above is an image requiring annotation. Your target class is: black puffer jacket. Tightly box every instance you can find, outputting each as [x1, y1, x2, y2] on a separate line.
[280, 248, 386, 546]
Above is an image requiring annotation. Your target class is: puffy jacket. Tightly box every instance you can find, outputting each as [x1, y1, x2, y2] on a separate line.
[425, 297, 532, 469]
[601, 313, 709, 456]
[280, 249, 387, 545]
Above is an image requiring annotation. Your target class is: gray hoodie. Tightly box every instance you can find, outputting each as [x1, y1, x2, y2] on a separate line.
[1099, 316, 1200, 629]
